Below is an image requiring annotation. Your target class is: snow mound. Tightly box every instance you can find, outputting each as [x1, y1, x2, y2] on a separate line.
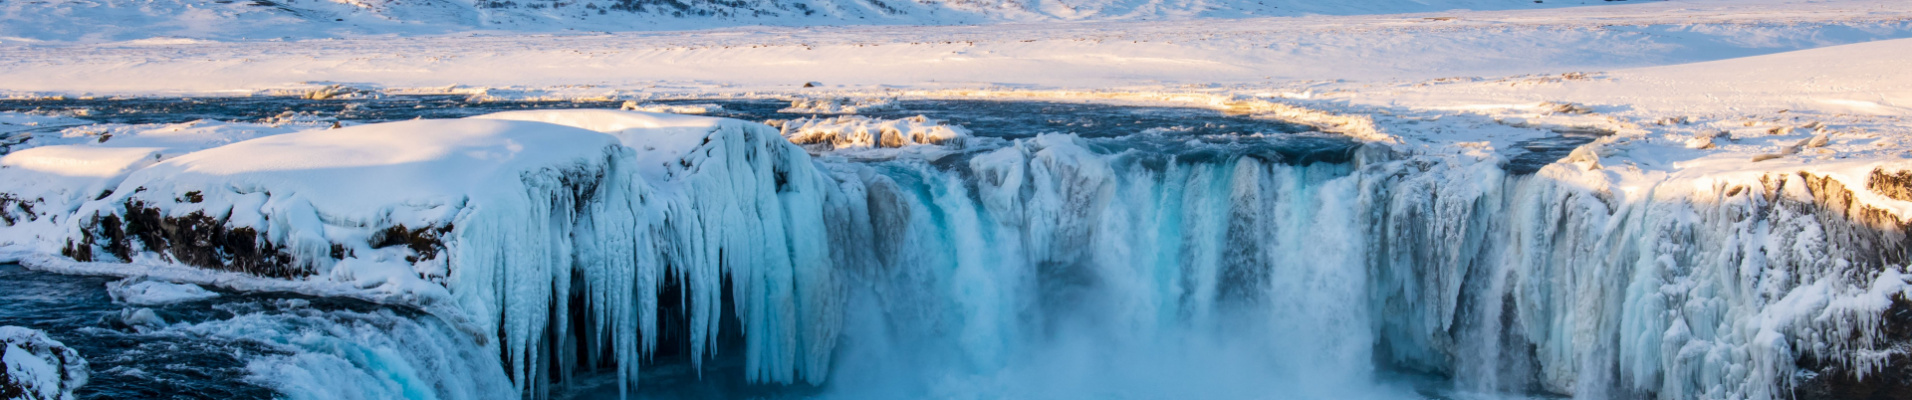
[61, 117, 627, 287]
[471, 109, 736, 180]
[0, 326, 87, 400]
[106, 276, 220, 305]
[619, 101, 724, 115]
[0, 120, 307, 259]
[780, 97, 898, 114]
[773, 115, 970, 150]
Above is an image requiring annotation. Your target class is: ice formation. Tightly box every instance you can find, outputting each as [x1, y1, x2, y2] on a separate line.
[773, 115, 970, 150]
[40, 110, 846, 398]
[0, 326, 87, 400]
[106, 276, 220, 305]
[8, 108, 1912, 399]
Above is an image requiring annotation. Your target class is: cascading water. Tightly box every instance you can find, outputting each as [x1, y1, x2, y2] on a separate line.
[9, 100, 1909, 400]
[810, 133, 1400, 398]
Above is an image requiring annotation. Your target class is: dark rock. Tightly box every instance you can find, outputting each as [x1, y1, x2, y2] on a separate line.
[1870, 168, 1912, 203]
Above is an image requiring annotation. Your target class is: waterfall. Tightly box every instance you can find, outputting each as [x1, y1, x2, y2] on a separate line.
[44, 111, 1910, 399]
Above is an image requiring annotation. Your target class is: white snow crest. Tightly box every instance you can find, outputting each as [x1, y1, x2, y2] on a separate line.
[0, 326, 87, 400]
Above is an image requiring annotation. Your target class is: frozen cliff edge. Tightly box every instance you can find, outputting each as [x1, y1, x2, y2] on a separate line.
[5, 106, 1912, 399]
[0, 326, 87, 400]
[23, 110, 848, 398]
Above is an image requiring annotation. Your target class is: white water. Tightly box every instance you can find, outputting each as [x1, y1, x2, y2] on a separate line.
[49, 111, 1912, 399]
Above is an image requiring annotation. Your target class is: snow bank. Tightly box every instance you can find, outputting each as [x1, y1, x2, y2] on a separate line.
[0, 326, 87, 400]
[105, 276, 220, 305]
[0, 120, 309, 261]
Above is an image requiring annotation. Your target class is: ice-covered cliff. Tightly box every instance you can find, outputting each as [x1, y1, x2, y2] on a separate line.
[5, 107, 1911, 399]
[28, 110, 848, 399]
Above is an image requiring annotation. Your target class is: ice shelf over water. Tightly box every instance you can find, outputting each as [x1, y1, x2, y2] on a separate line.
[2, 108, 1910, 400]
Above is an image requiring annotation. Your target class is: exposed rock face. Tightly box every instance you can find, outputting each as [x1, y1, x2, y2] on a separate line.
[1870, 168, 1912, 203]
[63, 200, 306, 279]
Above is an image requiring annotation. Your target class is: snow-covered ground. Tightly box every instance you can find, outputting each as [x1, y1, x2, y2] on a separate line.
[1, 0, 1908, 96]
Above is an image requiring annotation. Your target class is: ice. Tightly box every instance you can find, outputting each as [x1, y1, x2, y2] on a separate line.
[30, 110, 854, 398]
[105, 276, 219, 305]
[776, 115, 968, 148]
[0, 326, 88, 400]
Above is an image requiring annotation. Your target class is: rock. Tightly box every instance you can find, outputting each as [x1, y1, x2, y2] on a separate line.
[1, 326, 87, 400]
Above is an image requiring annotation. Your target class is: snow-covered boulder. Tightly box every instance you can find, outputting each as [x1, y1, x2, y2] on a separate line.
[0, 326, 87, 400]
[106, 276, 220, 305]
[0, 120, 308, 259]
[60, 118, 627, 278]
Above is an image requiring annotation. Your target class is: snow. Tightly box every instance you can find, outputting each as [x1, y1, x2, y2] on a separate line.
[0, 326, 87, 400]
[0, 0, 1637, 43]
[2, 0, 1909, 97]
[0, 118, 314, 261]
[105, 276, 220, 305]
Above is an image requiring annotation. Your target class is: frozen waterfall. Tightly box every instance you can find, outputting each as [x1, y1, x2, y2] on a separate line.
[33, 109, 1912, 399]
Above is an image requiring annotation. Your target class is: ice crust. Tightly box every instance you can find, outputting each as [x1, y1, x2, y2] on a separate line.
[7, 108, 1912, 399]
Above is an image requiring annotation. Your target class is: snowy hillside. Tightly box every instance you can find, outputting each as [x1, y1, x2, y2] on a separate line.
[1, 0, 1616, 42]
